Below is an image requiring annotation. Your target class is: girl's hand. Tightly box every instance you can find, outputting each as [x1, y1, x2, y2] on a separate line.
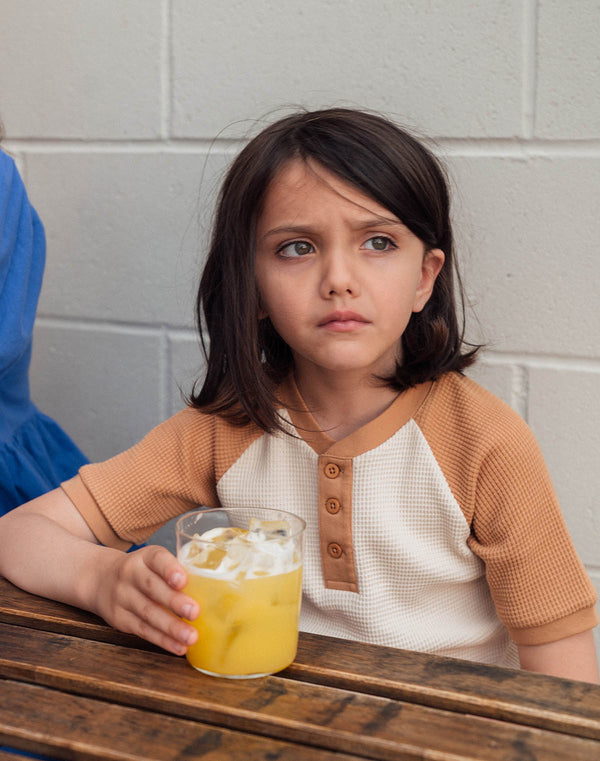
[0, 489, 199, 656]
[93, 545, 200, 656]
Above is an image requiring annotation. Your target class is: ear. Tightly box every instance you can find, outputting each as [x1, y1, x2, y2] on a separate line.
[412, 248, 445, 313]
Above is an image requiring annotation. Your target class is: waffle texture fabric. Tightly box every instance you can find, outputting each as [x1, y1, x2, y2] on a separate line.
[62, 372, 597, 666]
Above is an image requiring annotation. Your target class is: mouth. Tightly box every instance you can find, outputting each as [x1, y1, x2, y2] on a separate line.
[318, 311, 370, 332]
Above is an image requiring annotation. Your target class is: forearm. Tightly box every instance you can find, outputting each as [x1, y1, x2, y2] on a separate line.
[0, 509, 117, 615]
[0, 489, 117, 616]
[518, 630, 600, 684]
[0, 491, 200, 655]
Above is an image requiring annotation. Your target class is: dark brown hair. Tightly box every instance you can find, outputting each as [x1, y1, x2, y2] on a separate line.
[191, 108, 479, 431]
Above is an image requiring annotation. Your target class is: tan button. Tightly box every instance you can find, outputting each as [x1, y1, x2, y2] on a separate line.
[325, 498, 341, 515]
[328, 542, 343, 559]
[324, 463, 340, 479]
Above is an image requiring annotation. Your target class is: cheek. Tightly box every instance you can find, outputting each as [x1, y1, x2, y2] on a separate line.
[264, 300, 297, 337]
[259, 290, 303, 346]
[256, 268, 301, 320]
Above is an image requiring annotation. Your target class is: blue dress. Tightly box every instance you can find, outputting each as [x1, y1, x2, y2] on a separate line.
[0, 150, 87, 514]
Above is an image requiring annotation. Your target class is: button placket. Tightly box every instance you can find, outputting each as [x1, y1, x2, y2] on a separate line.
[317, 455, 358, 591]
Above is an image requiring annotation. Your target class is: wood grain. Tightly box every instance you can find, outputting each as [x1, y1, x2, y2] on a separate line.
[0, 576, 158, 651]
[1, 622, 598, 761]
[2, 577, 599, 740]
[1, 679, 362, 761]
[289, 631, 600, 739]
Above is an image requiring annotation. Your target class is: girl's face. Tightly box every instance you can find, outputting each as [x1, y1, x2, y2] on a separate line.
[254, 159, 444, 385]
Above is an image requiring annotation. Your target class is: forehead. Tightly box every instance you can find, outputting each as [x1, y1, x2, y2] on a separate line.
[258, 159, 398, 227]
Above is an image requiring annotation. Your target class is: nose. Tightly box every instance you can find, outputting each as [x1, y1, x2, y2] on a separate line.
[319, 248, 359, 299]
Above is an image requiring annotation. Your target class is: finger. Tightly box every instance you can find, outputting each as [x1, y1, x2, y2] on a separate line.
[118, 609, 192, 656]
[141, 545, 188, 590]
[129, 557, 199, 620]
[119, 587, 198, 652]
[139, 546, 200, 619]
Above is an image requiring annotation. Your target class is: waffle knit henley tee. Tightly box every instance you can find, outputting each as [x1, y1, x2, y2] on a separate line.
[61, 371, 598, 666]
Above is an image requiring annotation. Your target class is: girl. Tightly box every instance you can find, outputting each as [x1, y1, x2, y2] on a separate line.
[0, 108, 597, 682]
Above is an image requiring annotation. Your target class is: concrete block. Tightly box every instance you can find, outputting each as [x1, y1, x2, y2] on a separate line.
[30, 323, 164, 463]
[527, 366, 600, 567]
[172, 0, 523, 138]
[536, 0, 600, 138]
[465, 360, 514, 409]
[448, 155, 600, 357]
[0, 1, 162, 139]
[168, 332, 206, 416]
[24, 151, 231, 327]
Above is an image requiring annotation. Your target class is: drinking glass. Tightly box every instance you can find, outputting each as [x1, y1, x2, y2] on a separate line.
[176, 507, 305, 678]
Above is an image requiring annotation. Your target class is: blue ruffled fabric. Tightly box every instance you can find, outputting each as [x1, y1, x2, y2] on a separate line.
[0, 149, 88, 516]
[0, 408, 87, 512]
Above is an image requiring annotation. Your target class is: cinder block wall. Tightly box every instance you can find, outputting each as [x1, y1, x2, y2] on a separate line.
[2, 2, 599, 645]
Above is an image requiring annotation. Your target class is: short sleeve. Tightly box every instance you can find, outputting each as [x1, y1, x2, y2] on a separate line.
[468, 414, 598, 644]
[61, 406, 264, 549]
[415, 373, 598, 646]
[62, 408, 222, 548]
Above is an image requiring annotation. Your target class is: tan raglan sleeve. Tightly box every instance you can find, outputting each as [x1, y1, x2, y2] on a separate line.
[61, 407, 261, 550]
[417, 374, 598, 646]
[468, 416, 597, 645]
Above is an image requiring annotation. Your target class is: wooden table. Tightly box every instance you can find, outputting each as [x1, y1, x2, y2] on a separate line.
[1, 577, 599, 760]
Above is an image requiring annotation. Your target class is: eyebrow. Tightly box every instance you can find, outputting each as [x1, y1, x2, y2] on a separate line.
[260, 217, 406, 240]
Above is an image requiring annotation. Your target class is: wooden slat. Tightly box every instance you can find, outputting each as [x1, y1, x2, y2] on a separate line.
[0, 577, 157, 651]
[0, 623, 598, 761]
[2, 578, 599, 741]
[1, 679, 362, 761]
[288, 631, 600, 740]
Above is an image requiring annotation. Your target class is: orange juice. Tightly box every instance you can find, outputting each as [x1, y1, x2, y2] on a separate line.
[177, 514, 304, 678]
[183, 565, 302, 676]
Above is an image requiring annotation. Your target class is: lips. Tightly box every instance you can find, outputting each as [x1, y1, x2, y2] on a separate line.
[318, 311, 370, 332]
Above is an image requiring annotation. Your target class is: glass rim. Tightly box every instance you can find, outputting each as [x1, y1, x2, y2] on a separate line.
[175, 506, 306, 542]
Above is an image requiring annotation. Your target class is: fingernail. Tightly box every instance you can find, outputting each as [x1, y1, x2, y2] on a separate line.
[170, 572, 184, 587]
[183, 629, 195, 645]
[182, 603, 195, 619]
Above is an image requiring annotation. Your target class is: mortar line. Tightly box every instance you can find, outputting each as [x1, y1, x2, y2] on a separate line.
[511, 365, 529, 422]
[522, 0, 539, 139]
[160, 0, 172, 139]
[5, 137, 600, 158]
[159, 327, 171, 421]
[477, 352, 600, 372]
[0, 139, 246, 154]
[35, 314, 196, 336]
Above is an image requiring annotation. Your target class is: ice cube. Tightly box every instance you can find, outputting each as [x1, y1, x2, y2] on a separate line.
[225, 535, 253, 571]
[199, 526, 248, 543]
[190, 545, 227, 571]
[248, 518, 291, 540]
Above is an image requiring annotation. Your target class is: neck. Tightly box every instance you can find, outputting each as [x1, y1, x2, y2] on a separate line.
[293, 368, 399, 441]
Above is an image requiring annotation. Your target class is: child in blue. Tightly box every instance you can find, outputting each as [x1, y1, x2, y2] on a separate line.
[0, 149, 88, 514]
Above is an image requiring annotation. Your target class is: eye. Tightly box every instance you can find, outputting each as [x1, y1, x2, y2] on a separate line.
[277, 240, 314, 258]
[363, 235, 396, 252]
